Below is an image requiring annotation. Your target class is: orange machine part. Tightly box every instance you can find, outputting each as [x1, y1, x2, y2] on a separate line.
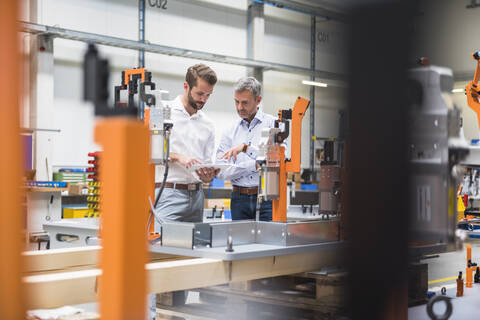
[466, 53, 480, 130]
[467, 267, 474, 288]
[0, 1, 25, 319]
[467, 244, 472, 266]
[124, 68, 146, 86]
[272, 97, 310, 222]
[466, 245, 473, 288]
[95, 118, 150, 320]
[285, 97, 310, 173]
[272, 146, 287, 222]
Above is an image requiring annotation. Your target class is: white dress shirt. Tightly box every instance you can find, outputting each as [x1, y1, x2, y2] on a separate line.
[156, 96, 215, 184]
[216, 109, 277, 187]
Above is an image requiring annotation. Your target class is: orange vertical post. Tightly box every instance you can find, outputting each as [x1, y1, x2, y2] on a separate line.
[467, 244, 472, 266]
[272, 146, 287, 222]
[466, 245, 474, 288]
[0, 1, 25, 319]
[95, 118, 150, 320]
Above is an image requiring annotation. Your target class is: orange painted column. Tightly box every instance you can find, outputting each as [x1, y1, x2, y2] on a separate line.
[273, 146, 287, 222]
[0, 1, 25, 319]
[95, 118, 150, 320]
[466, 245, 474, 288]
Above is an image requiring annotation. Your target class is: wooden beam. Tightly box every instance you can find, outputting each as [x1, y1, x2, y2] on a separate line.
[24, 249, 342, 310]
[23, 246, 100, 273]
[23, 246, 185, 274]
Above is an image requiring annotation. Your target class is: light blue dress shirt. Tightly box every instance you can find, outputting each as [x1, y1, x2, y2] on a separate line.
[216, 109, 278, 187]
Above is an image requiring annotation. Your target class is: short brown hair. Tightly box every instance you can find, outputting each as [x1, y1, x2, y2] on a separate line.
[185, 64, 217, 88]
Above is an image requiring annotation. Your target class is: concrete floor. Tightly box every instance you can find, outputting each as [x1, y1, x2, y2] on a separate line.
[408, 240, 480, 319]
[425, 240, 480, 290]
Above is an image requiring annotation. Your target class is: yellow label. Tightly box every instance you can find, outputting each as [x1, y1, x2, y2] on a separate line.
[261, 176, 265, 191]
[164, 139, 167, 153]
[448, 187, 454, 217]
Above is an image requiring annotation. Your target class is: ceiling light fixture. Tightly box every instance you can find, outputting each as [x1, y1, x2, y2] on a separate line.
[302, 80, 328, 87]
[452, 88, 465, 93]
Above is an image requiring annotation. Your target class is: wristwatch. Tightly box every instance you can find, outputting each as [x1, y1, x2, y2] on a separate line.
[242, 143, 248, 153]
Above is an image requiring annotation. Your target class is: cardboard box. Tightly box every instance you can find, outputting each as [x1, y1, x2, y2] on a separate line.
[204, 199, 226, 209]
[294, 173, 302, 183]
[68, 183, 86, 195]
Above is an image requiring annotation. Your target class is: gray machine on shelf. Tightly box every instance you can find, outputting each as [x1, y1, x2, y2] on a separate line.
[407, 65, 469, 250]
[318, 139, 341, 217]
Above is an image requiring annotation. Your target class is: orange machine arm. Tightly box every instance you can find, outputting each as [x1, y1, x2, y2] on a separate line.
[272, 97, 310, 222]
[285, 97, 310, 173]
[466, 51, 480, 130]
[124, 67, 146, 85]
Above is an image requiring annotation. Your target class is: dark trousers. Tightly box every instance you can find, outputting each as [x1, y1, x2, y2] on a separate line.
[231, 192, 272, 221]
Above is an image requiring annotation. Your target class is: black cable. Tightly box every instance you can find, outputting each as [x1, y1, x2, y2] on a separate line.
[154, 135, 170, 208]
[147, 134, 170, 236]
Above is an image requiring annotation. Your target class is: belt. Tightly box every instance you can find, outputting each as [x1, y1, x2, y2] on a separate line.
[155, 182, 200, 191]
[232, 186, 258, 195]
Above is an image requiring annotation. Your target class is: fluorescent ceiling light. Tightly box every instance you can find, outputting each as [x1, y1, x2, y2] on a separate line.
[302, 80, 328, 87]
[452, 88, 464, 93]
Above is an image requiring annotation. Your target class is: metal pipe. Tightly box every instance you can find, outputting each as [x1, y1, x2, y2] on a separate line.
[19, 21, 345, 81]
[309, 16, 316, 180]
[254, 0, 348, 22]
[138, 0, 145, 119]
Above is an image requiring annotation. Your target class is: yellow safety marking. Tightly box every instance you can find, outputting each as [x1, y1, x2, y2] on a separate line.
[428, 274, 464, 285]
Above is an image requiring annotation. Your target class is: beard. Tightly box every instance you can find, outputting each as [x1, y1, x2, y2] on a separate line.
[188, 88, 205, 111]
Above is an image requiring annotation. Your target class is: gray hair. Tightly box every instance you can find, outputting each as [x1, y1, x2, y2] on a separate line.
[234, 77, 262, 99]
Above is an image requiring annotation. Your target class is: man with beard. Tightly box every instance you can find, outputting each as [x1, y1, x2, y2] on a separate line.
[153, 64, 220, 223]
[216, 77, 277, 221]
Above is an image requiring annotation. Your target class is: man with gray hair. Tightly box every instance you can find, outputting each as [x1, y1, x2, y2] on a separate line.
[216, 76, 277, 221]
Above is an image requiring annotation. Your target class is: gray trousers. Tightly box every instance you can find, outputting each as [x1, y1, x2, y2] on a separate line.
[150, 185, 204, 318]
[153, 186, 204, 225]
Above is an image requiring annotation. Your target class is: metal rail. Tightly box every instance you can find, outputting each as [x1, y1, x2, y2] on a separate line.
[19, 21, 345, 81]
[309, 16, 316, 178]
[256, 0, 348, 22]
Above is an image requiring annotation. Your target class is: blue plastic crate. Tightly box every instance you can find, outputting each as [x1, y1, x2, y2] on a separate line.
[209, 178, 224, 188]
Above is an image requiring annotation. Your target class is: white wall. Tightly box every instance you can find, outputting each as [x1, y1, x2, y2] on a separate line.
[26, 0, 347, 170]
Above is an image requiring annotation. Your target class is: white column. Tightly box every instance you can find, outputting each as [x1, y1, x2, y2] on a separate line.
[30, 35, 55, 180]
[247, 0, 264, 82]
